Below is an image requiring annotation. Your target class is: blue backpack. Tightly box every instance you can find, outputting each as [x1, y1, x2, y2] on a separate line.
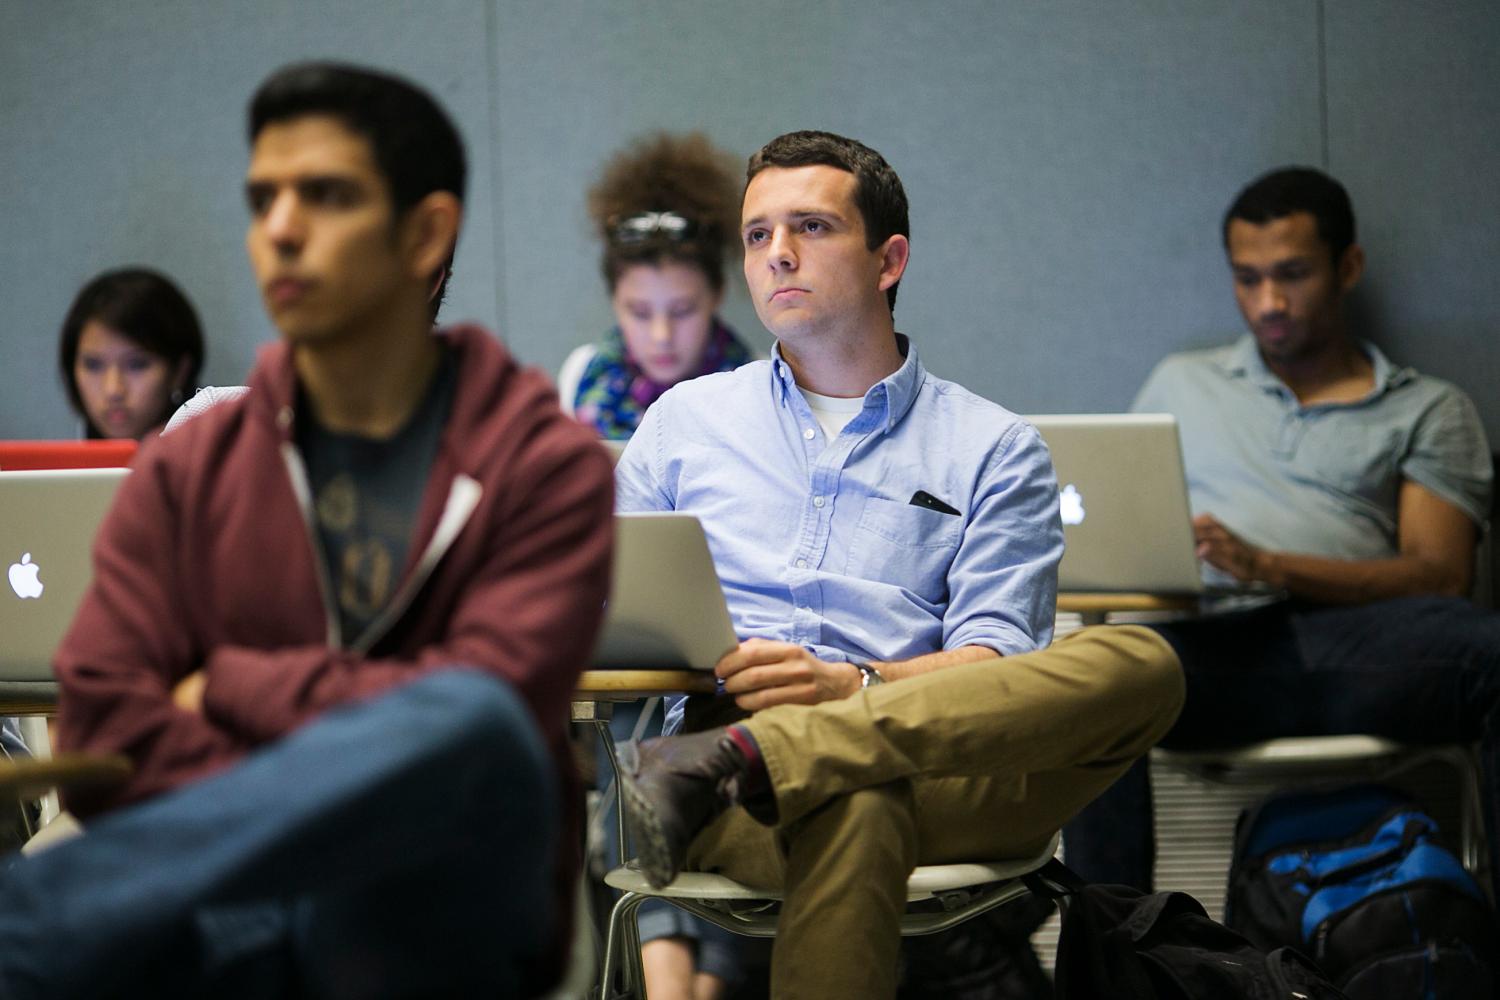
[1225, 784, 1497, 999]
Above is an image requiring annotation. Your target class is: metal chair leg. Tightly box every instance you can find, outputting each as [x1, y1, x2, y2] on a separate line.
[596, 890, 650, 1000]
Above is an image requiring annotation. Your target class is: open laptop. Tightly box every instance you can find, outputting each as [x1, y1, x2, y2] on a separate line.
[1026, 414, 1209, 594]
[0, 468, 128, 702]
[592, 512, 739, 670]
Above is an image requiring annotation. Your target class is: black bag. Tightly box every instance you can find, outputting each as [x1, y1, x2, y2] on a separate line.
[1026, 859, 1348, 999]
[898, 892, 1057, 1000]
[1225, 783, 1498, 999]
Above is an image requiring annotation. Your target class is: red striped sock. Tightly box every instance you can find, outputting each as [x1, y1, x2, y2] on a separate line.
[725, 724, 777, 823]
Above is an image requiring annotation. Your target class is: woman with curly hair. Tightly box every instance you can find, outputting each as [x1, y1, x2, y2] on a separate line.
[559, 132, 755, 441]
[565, 134, 759, 1000]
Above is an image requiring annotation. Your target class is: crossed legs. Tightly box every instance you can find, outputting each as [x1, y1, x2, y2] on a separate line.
[675, 625, 1184, 999]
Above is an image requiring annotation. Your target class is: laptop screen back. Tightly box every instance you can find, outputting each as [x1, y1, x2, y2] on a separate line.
[0, 469, 128, 694]
[1026, 414, 1203, 594]
[593, 513, 739, 670]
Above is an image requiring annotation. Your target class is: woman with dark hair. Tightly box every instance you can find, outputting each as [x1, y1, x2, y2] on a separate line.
[564, 134, 759, 1000]
[2, 268, 204, 828]
[59, 267, 204, 440]
[559, 132, 755, 440]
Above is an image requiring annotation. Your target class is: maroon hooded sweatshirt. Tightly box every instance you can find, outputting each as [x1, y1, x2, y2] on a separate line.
[54, 324, 614, 980]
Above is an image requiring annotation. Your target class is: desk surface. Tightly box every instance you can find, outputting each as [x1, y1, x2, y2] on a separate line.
[1056, 592, 1198, 615]
[0, 753, 132, 797]
[575, 670, 717, 699]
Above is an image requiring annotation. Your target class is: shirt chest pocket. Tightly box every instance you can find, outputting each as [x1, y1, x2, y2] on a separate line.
[844, 496, 964, 604]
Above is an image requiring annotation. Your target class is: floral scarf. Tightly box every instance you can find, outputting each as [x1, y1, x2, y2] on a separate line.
[573, 319, 752, 440]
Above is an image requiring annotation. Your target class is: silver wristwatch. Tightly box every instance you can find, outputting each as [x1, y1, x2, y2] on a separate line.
[853, 661, 885, 688]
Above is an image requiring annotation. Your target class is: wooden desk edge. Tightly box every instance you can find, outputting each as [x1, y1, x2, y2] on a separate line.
[1057, 592, 1198, 615]
[0, 753, 133, 797]
[575, 670, 717, 700]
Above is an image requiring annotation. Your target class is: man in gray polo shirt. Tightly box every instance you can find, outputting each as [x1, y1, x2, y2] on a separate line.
[1064, 166, 1500, 900]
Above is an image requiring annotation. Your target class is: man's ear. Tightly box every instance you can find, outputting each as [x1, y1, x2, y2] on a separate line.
[401, 191, 462, 284]
[876, 233, 910, 293]
[1337, 243, 1365, 294]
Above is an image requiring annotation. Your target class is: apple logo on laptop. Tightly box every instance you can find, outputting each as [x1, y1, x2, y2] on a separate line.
[8, 553, 43, 599]
[1059, 484, 1086, 526]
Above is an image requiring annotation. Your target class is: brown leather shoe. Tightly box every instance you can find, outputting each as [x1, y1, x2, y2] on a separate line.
[620, 726, 746, 888]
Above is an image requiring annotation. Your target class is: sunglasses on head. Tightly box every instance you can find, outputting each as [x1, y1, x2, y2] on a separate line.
[611, 211, 698, 244]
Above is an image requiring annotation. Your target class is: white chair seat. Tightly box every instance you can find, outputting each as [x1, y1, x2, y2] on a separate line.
[604, 832, 1062, 903]
[1157, 735, 1405, 771]
[596, 832, 1062, 998]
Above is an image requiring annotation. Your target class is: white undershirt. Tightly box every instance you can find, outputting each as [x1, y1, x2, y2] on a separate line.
[798, 387, 865, 440]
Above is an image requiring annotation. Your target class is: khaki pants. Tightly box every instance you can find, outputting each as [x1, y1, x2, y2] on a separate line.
[682, 625, 1184, 999]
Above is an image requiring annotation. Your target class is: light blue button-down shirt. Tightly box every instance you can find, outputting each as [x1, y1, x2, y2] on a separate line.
[1134, 335, 1492, 575]
[615, 336, 1062, 733]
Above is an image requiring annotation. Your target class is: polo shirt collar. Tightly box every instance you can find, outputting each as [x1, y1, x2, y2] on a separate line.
[1221, 333, 1415, 402]
[770, 334, 922, 433]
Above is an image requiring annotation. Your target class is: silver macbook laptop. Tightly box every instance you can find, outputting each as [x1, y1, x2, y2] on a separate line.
[0, 468, 128, 699]
[1026, 414, 1206, 594]
[592, 512, 739, 669]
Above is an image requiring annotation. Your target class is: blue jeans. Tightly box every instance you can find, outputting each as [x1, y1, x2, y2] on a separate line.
[1064, 596, 1500, 900]
[0, 669, 558, 999]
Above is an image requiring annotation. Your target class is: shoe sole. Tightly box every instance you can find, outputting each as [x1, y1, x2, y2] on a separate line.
[619, 769, 678, 889]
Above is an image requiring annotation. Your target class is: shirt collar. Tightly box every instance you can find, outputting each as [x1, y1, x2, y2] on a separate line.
[1220, 333, 1414, 402]
[770, 333, 922, 433]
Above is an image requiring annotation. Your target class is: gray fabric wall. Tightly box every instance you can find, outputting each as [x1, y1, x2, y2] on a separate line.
[2, 1, 1495, 441]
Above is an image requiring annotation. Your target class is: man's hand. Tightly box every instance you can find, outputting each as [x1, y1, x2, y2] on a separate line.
[1193, 513, 1273, 584]
[715, 639, 862, 712]
[171, 670, 207, 715]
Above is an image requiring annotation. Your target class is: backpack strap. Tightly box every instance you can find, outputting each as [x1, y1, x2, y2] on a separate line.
[1023, 858, 1088, 901]
[1300, 815, 1432, 890]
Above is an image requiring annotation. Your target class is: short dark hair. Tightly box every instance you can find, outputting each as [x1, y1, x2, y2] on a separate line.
[249, 62, 467, 320]
[1222, 166, 1356, 264]
[58, 268, 205, 437]
[747, 131, 909, 312]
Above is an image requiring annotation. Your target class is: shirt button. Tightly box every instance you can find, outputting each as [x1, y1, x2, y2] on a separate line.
[796, 559, 808, 569]
[813, 496, 825, 508]
[803, 428, 816, 440]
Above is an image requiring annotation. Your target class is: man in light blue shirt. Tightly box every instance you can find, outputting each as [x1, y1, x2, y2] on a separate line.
[615, 130, 1184, 1000]
[1063, 167, 1500, 903]
[617, 333, 1063, 735]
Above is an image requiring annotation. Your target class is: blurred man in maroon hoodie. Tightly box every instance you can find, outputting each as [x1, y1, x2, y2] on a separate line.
[0, 62, 613, 1000]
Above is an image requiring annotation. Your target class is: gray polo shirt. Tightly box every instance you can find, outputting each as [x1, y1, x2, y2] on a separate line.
[1133, 336, 1491, 567]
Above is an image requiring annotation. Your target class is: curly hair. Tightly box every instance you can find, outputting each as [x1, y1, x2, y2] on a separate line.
[588, 132, 741, 292]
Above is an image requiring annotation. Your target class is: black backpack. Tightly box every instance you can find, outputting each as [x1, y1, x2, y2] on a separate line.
[1225, 783, 1498, 999]
[1026, 859, 1348, 999]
